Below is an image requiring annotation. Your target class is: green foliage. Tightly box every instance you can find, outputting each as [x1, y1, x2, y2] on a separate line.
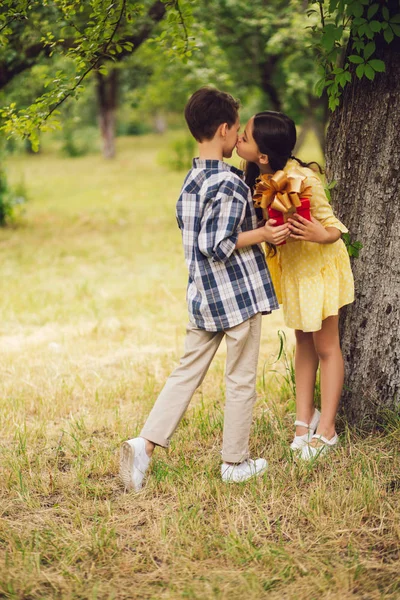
[61, 125, 100, 157]
[194, 0, 324, 122]
[0, 168, 28, 226]
[158, 135, 196, 171]
[0, 0, 193, 147]
[309, 0, 400, 110]
[324, 179, 337, 202]
[343, 232, 363, 258]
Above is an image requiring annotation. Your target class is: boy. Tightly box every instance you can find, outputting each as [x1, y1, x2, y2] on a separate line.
[120, 87, 288, 491]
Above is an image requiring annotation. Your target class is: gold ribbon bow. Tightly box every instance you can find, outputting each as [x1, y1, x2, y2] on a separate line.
[254, 169, 312, 218]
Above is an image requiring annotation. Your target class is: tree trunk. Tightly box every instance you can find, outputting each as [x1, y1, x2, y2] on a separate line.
[259, 57, 281, 112]
[325, 34, 400, 427]
[97, 68, 118, 159]
[154, 112, 167, 134]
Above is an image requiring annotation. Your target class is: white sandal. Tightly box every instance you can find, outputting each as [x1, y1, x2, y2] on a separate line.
[290, 408, 321, 451]
[300, 432, 339, 461]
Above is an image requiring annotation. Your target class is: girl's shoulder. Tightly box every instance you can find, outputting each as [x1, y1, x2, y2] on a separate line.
[284, 159, 322, 185]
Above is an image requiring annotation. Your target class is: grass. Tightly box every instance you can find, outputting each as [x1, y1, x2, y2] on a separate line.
[0, 132, 399, 599]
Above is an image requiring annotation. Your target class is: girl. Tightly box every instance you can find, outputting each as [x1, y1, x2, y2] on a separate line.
[236, 111, 354, 460]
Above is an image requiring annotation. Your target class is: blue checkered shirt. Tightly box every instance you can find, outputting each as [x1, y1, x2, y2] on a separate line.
[176, 158, 278, 331]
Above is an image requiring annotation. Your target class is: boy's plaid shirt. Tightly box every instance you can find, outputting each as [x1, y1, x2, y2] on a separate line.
[176, 158, 279, 331]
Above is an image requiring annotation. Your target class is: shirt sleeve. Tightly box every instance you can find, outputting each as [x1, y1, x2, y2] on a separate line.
[307, 175, 348, 234]
[198, 177, 247, 263]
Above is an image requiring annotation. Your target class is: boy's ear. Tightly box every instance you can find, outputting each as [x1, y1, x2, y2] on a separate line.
[219, 122, 228, 137]
[259, 153, 269, 165]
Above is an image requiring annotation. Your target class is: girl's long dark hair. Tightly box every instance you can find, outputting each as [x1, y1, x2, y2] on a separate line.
[244, 111, 323, 192]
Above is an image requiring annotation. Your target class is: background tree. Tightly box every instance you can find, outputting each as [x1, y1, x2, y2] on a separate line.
[0, 0, 192, 153]
[196, 0, 328, 151]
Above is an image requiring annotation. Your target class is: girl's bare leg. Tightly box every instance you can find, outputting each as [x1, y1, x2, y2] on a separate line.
[294, 329, 319, 436]
[312, 315, 343, 440]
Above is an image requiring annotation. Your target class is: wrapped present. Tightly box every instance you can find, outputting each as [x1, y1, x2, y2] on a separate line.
[254, 170, 312, 245]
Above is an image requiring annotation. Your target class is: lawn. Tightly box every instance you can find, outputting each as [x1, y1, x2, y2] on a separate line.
[0, 134, 399, 599]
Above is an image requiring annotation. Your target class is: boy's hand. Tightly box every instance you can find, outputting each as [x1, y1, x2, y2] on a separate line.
[262, 219, 290, 245]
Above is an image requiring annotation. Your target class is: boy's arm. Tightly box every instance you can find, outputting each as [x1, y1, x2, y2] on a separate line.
[236, 220, 290, 248]
[198, 178, 247, 263]
[198, 178, 290, 261]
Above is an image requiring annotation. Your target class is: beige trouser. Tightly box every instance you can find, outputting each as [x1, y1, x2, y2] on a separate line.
[140, 312, 262, 463]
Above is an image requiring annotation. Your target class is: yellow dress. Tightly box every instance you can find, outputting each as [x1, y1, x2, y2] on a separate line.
[266, 160, 354, 332]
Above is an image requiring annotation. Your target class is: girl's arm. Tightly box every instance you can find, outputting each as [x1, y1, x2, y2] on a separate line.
[288, 173, 347, 243]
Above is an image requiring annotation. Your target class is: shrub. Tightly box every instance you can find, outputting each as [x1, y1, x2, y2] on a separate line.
[61, 126, 100, 157]
[158, 135, 196, 172]
[0, 168, 28, 226]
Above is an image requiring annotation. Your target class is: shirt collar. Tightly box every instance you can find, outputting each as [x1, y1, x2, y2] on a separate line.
[192, 158, 243, 178]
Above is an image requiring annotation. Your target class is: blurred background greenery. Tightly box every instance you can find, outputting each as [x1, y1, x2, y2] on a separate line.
[0, 0, 326, 174]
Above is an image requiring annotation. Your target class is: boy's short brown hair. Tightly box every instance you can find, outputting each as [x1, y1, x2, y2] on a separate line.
[184, 87, 240, 142]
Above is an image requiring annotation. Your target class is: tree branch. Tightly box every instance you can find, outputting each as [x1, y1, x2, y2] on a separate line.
[44, 0, 127, 121]
[0, 0, 166, 91]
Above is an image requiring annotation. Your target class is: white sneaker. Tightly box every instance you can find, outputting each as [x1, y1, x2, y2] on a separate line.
[221, 458, 268, 483]
[119, 437, 151, 492]
[290, 408, 321, 451]
[300, 433, 339, 461]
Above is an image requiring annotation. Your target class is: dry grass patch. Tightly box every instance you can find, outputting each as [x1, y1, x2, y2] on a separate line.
[0, 134, 399, 599]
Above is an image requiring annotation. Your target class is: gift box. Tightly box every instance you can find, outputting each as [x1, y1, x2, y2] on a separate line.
[268, 198, 311, 246]
[253, 170, 312, 246]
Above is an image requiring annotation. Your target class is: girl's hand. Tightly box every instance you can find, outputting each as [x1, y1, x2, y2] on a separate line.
[288, 214, 330, 243]
[262, 219, 291, 245]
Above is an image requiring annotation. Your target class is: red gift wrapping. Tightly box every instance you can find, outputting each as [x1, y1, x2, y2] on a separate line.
[268, 198, 311, 246]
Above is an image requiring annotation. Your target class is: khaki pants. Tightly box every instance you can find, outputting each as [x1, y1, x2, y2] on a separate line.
[141, 312, 262, 463]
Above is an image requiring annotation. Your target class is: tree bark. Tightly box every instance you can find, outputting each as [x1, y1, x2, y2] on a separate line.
[97, 68, 118, 159]
[325, 34, 400, 427]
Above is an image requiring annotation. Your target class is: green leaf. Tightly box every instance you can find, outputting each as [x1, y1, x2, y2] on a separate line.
[328, 95, 340, 111]
[314, 78, 326, 97]
[363, 41, 375, 59]
[369, 20, 381, 33]
[357, 23, 367, 36]
[329, 0, 338, 13]
[384, 27, 394, 43]
[322, 24, 343, 51]
[364, 25, 374, 39]
[369, 59, 385, 72]
[382, 7, 390, 20]
[367, 3, 379, 19]
[364, 64, 375, 80]
[356, 63, 365, 78]
[343, 234, 363, 258]
[390, 15, 400, 24]
[348, 54, 364, 64]
[392, 24, 400, 36]
[351, 2, 364, 18]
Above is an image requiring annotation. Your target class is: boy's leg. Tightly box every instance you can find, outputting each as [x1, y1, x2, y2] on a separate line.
[140, 322, 224, 448]
[121, 322, 224, 491]
[222, 313, 262, 463]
